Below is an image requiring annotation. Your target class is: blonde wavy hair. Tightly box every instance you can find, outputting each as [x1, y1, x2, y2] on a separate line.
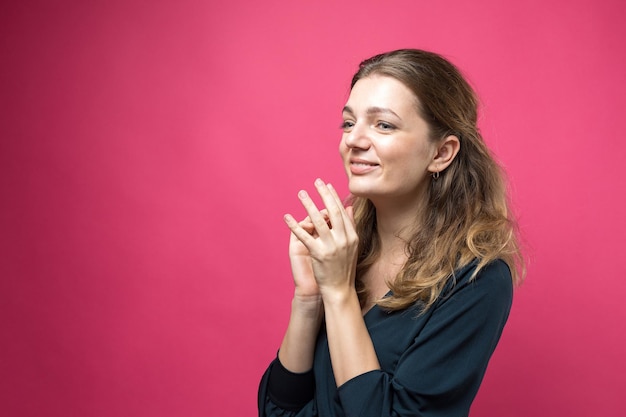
[349, 49, 524, 312]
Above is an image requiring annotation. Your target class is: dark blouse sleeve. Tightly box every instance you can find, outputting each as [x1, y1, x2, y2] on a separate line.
[258, 357, 316, 417]
[336, 260, 513, 417]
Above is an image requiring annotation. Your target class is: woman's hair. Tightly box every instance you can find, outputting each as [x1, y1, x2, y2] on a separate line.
[349, 49, 524, 311]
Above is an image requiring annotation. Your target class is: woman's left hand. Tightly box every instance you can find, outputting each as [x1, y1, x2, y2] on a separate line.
[284, 179, 359, 300]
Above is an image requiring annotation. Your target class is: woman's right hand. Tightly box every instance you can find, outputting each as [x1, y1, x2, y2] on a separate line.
[288, 215, 323, 303]
[278, 215, 325, 374]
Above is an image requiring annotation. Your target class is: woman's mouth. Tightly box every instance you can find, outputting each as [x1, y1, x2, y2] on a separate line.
[349, 160, 379, 174]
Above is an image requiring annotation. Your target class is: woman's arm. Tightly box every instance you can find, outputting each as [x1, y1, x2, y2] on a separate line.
[321, 288, 380, 386]
[260, 295, 322, 417]
[278, 294, 324, 373]
[285, 179, 380, 386]
[278, 213, 325, 373]
[260, 211, 326, 417]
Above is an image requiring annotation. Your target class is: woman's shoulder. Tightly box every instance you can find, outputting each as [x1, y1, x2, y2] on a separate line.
[444, 259, 513, 302]
[456, 258, 511, 281]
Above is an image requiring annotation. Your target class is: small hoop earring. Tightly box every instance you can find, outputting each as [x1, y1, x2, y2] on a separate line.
[432, 171, 440, 180]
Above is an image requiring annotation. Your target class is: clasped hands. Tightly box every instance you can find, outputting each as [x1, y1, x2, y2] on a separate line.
[284, 178, 359, 303]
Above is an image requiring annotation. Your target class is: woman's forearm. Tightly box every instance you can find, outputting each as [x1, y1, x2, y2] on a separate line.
[323, 289, 381, 386]
[278, 296, 324, 373]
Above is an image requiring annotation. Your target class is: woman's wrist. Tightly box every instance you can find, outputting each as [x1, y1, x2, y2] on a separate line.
[279, 296, 324, 374]
[319, 286, 359, 311]
[291, 293, 324, 319]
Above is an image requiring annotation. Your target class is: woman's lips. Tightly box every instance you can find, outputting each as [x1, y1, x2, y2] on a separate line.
[349, 160, 379, 174]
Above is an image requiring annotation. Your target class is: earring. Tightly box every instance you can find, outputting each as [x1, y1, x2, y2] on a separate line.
[432, 171, 440, 180]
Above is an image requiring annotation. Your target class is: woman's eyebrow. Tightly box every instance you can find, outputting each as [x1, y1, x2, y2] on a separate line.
[342, 105, 400, 119]
[342, 106, 355, 115]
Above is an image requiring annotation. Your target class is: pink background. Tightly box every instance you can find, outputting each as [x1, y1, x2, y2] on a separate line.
[1, 0, 625, 416]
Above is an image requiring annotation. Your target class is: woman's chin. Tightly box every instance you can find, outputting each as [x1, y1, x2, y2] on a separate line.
[348, 185, 377, 198]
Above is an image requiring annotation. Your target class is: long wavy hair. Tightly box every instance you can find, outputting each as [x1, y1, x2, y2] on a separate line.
[349, 49, 524, 311]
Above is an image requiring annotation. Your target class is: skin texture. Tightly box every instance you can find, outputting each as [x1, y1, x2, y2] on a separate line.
[278, 75, 460, 387]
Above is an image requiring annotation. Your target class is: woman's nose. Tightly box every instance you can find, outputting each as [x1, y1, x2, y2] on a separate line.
[343, 122, 371, 149]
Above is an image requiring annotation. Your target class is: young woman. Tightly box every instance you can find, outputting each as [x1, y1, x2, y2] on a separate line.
[258, 49, 523, 417]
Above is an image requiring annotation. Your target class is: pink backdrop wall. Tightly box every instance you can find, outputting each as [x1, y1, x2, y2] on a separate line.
[1, 0, 625, 415]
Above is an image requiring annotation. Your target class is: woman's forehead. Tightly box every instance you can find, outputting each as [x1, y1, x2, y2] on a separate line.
[346, 75, 420, 115]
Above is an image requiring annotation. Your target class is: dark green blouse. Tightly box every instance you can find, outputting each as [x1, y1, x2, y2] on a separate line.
[259, 259, 513, 417]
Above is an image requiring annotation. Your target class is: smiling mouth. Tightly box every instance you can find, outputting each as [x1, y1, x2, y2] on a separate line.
[350, 158, 379, 167]
[349, 161, 379, 174]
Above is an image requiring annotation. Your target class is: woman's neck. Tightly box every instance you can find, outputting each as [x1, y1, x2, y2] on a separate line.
[372, 193, 427, 256]
[359, 206, 417, 313]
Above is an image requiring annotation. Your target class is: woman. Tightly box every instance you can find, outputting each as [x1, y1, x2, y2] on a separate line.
[258, 49, 523, 417]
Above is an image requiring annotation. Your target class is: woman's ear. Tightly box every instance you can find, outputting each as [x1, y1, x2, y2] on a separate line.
[428, 135, 460, 174]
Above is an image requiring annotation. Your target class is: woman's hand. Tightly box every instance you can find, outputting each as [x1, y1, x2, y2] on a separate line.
[287, 215, 322, 302]
[285, 179, 379, 386]
[279, 215, 325, 374]
[284, 179, 358, 301]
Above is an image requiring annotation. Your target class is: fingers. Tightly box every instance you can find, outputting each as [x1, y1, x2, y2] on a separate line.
[313, 179, 347, 233]
[297, 189, 334, 239]
[284, 189, 327, 248]
[325, 182, 354, 227]
[285, 213, 318, 248]
[284, 179, 353, 249]
[295, 211, 330, 240]
[345, 205, 354, 222]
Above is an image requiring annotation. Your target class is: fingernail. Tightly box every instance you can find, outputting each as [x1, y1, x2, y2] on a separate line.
[298, 190, 308, 199]
[315, 178, 323, 186]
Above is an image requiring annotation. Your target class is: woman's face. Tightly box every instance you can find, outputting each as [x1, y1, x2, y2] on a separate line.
[339, 75, 438, 206]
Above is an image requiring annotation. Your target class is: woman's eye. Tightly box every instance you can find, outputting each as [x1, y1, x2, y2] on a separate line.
[340, 120, 355, 130]
[376, 121, 395, 131]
